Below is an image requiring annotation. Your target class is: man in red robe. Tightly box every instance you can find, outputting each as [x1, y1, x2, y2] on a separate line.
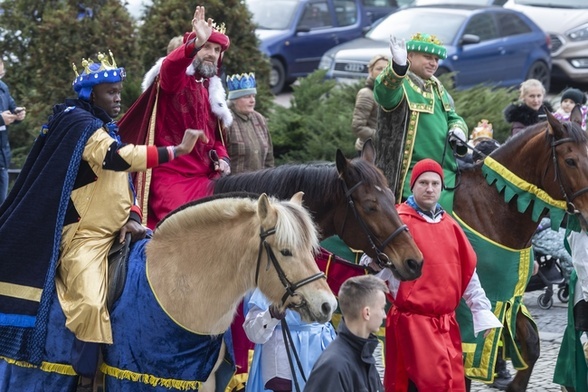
[119, 5, 233, 228]
[365, 159, 501, 391]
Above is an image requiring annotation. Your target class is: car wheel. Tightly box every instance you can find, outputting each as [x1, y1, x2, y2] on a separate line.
[526, 61, 550, 92]
[270, 59, 286, 95]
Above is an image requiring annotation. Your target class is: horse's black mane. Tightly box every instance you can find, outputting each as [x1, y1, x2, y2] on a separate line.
[213, 158, 386, 205]
[505, 118, 587, 146]
[481, 118, 587, 168]
[156, 191, 260, 229]
[214, 163, 339, 203]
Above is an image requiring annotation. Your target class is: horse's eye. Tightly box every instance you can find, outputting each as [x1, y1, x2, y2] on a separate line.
[565, 158, 577, 167]
[280, 249, 293, 257]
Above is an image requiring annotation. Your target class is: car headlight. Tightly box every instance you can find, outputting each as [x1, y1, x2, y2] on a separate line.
[568, 23, 588, 42]
[319, 53, 335, 70]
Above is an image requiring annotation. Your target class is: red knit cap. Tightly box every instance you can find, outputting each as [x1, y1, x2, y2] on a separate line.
[410, 159, 444, 189]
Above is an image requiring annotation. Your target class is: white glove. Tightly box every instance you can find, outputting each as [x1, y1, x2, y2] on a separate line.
[219, 158, 231, 176]
[448, 128, 468, 157]
[359, 253, 373, 266]
[389, 36, 407, 66]
[448, 128, 466, 145]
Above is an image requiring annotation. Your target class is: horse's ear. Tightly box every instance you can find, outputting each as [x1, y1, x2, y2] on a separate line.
[335, 149, 348, 175]
[290, 191, 304, 205]
[257, 193, 271, 221]
[546, 107, 565, 139]
[570, 104, 584, 127]
[361, 139, 376, 164]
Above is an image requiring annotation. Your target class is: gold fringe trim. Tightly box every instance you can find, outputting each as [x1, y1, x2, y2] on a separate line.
[100, 362, 202, 390]
[0, 355, 77, 376]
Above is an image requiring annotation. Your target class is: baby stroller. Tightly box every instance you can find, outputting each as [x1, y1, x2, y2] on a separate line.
[526, 252, 569, 309]
[526, 218, 573, 310]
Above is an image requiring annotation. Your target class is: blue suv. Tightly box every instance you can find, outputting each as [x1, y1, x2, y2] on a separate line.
[247, 0, 374, 94]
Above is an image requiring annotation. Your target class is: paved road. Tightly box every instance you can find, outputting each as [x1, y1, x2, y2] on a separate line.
[471, 289, 571, 392]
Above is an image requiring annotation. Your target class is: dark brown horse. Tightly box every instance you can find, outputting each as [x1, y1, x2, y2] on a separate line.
[214, 140, 424, 281]
[455, 107, 588, 392]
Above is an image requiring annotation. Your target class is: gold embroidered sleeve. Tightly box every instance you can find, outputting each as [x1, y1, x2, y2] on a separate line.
[374, 62, 406, 110]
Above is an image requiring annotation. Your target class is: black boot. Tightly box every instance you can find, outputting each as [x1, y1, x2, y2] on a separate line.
[490, 348, 513, 390]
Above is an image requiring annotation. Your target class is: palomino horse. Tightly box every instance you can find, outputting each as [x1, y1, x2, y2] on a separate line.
[215, 140, 424, 280]
[0, 193, 337, 391]
[454, 107, 588, 392]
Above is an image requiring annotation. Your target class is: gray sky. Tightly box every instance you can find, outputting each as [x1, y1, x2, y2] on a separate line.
[125, 0, 152, 19]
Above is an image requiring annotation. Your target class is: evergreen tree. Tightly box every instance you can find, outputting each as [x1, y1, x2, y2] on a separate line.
[270, 70, 357, 164]
[0, 0, 141, 167]
[138, 0, 273, 115]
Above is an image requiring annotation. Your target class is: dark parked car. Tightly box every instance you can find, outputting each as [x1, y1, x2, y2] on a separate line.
[319, 5, 552, 90]
[246, 0, 373, 94]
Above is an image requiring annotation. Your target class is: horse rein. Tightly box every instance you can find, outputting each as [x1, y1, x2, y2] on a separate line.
[255, 227, 326, 306]
[254, 228, 325, 392]
[550, 132, 588, 214]
[339, 178, 409, 269]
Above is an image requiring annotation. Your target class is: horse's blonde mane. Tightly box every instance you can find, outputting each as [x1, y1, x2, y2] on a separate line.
[156, 197, 255, 238]
[272, 201, 320, 252]
[155, 196, 319, 252]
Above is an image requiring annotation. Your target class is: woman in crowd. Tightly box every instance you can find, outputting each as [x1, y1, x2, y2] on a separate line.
[503, 78, 553, 136]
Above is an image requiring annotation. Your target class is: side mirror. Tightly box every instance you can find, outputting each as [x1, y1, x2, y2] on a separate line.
[296, 26, 312, 33]
[460, 34, 480, 46]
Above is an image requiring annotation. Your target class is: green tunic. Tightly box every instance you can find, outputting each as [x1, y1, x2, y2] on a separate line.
[553, 271, 588, 391]
[373, 62, 467, 211]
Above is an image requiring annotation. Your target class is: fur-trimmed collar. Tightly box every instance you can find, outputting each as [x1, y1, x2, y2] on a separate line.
[503, 101, 554, 126]
[141, 57, 164, 92]
[206, 75, 233, 127]
[140, 59, 233, 127]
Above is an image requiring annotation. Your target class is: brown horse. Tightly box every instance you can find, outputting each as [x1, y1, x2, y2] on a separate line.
[214, 140, 424, 281]
[454, 107, 588, 392]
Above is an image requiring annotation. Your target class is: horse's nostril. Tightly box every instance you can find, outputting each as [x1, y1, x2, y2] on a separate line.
[321, 302, 332, 316]
[406, 258, 422, 273]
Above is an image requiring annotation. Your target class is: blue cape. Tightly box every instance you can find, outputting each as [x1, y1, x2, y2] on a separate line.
[0, 99, 104, 364]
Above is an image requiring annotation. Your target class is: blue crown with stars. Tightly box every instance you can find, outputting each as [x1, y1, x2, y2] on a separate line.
[226, 73, 257, 100]
[72, 50, 126, 101]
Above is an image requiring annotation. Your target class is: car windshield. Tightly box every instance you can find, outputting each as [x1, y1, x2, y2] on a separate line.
[367, 9, 466, 44]
[246, 0, 300, 30]
[512, 0, 588, 8]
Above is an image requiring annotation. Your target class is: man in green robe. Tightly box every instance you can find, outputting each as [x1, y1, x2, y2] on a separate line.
[373, 33, 468, 211]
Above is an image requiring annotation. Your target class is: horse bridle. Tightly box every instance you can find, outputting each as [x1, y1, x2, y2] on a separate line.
[340, 178, 409, 269]
[550, 131, 588, 215]
[254, 228, 326, 392]
[255, 227, 326, 306]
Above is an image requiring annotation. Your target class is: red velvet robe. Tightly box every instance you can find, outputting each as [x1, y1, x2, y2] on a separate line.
[144, 44, 228, 228]
[385, 203, 476, 392]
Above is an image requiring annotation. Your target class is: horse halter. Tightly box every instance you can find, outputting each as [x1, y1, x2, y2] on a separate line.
[255, 227, 326, 306]
[340, 178, 408, 269]
[550, 131, 588, 215]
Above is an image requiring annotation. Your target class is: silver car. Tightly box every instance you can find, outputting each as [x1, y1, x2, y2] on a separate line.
[504, 0, 588, 83]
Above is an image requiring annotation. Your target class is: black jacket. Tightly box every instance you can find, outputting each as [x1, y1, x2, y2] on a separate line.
[303, 320, 383, 392]
[503, 101, 554, 136]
